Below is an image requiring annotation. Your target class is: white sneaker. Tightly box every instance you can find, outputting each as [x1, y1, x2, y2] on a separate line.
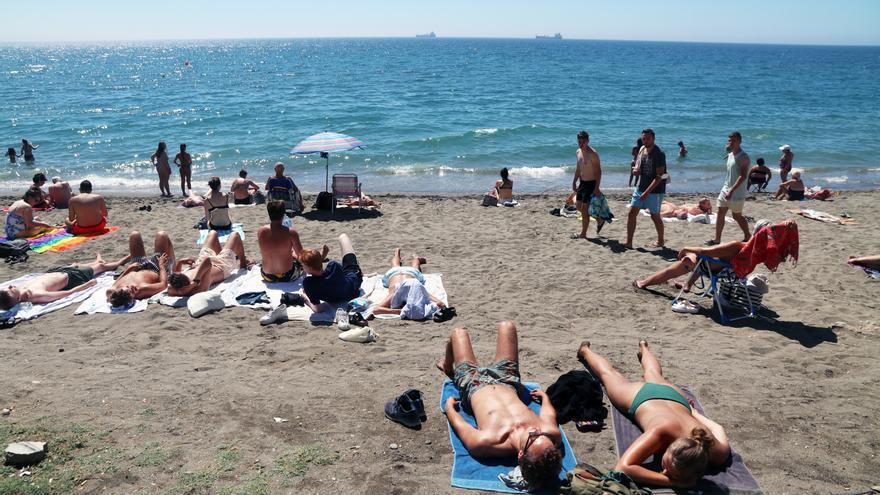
[338, 326, 376, 343]
[336, 308, 350, 331]
[260, 304, 289, 325]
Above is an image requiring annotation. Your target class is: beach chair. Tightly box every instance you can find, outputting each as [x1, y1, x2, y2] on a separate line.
[268, 186, 303, 215]
[331, 174, 362, 214]
[673, 256, 764, 324]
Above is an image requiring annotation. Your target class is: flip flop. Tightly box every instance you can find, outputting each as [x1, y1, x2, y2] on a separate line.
[705, 239, 720, 246]
[575, 420, 602, 432]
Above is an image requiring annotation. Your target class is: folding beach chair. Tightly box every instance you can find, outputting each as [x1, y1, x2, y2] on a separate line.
[268, 186, 303, 215]
[332, 174, 362, 214]
[672, 255, 764, 324]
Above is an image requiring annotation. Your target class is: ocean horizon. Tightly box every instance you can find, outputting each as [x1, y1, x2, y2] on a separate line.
[2, 38, 879, 194]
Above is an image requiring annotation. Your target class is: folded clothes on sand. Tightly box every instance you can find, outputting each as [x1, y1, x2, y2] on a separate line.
[196, 224, 245, 245]
[74, 276, 149, 315]
[1, 273, 109, 324]
[611, 386, 763, 495]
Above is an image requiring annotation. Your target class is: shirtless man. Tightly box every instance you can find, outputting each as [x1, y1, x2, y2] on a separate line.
[231, 169, 261, 205]
[373, 248, 446, 318]
[0, 254, 129, 310]
[659, 197, 711, 220]
[4, 188, 55, 240]
[106, 231, 176, 308]
[257, 201, 306, 282]
[48, 177, 72, 208]
[173, 143, 192, 196]
[437, 322, 563, 490]
[571, 130, 602, 239]
[65, 180, 108, 235]
[167, 231, 247, 296]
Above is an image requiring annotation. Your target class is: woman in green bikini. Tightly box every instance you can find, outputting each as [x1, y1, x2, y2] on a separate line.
[576, 340, 730, 488]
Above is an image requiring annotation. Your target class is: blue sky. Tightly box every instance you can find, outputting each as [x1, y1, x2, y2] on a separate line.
[5, 0, 879, 45]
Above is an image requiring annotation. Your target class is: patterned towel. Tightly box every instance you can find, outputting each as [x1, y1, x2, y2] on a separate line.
[0, 227, 120, 253]
[731, 221, 798, 278]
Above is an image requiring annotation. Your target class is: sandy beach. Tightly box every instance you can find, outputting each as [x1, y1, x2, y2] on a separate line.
[0, 190, 878, 494]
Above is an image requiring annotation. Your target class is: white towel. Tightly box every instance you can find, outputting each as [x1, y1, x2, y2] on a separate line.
[363, 272, 448, 320]
[1, 272, 110, 322]
[74, 275, 149, 315]
[151, 268, 249, 308]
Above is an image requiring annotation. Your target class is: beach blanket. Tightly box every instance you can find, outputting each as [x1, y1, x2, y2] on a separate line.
[0, 227, 120, 253]
[196, 224, 245, 245]
[150, 268, 249, 308]
[787, 208, 855, 225]
[0, 272, 110, 324]
[641, 211, 733, 224]
[440, 379, 577, 494]
[611, 387, 763, 495]
[731, 220, 798, 278]
[363, 272, 448, 319]
[74, 276, 149, 315]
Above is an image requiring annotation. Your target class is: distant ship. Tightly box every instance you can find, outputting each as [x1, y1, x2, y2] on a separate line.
[416, 32, 437, 38]
[536, 33, 563, 39]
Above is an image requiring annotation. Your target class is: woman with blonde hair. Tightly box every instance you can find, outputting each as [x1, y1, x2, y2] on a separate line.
[774, 168, 805, 201]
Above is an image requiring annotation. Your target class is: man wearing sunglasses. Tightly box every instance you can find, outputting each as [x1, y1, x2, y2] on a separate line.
[437, 321, 563, 489]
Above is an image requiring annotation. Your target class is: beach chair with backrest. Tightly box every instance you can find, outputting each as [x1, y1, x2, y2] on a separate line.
[673, 220, 799, 324]
[332, 174, 362, 214]
[268, 181, 303, 215]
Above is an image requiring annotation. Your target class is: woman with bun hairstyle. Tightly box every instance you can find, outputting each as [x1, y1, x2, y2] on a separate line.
[576, 340, 730, 488]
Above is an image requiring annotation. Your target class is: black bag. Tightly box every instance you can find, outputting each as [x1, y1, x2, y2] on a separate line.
[314, 191, 333, 211]
[0, 239, 30, 264]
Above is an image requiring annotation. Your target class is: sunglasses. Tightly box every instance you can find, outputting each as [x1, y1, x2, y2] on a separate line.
[522, 430, 553, 455]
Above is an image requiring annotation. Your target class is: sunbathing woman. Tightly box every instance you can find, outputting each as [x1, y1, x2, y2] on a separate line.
[372, 248, 446, 318]
[659, 197, 712, 220]
[577, 340, 730, 488]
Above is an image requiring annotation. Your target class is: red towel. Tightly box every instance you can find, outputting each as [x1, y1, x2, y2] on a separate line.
[732, 220, 799, 278]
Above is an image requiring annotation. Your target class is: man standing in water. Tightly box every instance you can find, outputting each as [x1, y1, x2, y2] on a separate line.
[174, 143, 193, 197]
[709, 132, 750, 245]
[624, 129, 667, 249]
[571, 130, 602, 239]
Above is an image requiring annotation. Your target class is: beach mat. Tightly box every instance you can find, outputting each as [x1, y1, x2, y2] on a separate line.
[440, 379, 577, 493]
[197, 224, 245, 245]
[0, 226, 120, 253]
[226, 266, 341, 322]
[611, 387, 763, 495]
[1, 272, 110, 324]
[363, 272, 447, 319]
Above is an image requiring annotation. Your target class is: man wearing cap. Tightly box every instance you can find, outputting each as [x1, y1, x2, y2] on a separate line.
[624, 128, 667, 249]
[778, 145, 794, 183]
[709, 132, 751, 245]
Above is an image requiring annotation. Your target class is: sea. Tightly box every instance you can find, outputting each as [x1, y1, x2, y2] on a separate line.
[2, 38, 879, 195]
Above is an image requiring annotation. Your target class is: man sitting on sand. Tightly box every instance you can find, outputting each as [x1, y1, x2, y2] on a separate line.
[298, 234, 359, 313]
[65, 180, 108, 235]
[257, 201, 306, 282]
[659, 197, 712, 220]
[266, 163, 305, 213]
[5, 187, 55, 240]
[106, 231, 176, 308]
[372, 248, 447, 319]
[437, 322, 563, 490]
[48, 177, 72, 209]
[231, 169, 261, 205]
[0, 254, 129, 310]
[577, 340, 729, 488]
[167, 231, 247, 296]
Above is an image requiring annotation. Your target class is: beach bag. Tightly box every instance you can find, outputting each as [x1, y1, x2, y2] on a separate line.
[0, 239, 30, 264]
[559, 463, 652, 495]
[315, 191, 333, 211]
[481, 194, 498, 207]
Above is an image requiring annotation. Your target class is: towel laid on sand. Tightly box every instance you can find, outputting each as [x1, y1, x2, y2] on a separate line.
[196, 224, 245, 245]
[74, 276, 149, 315]
[611, 386, 763, 495]
[0, 272, 110, 323]
[787, 208, 856, 225]
[641, 210, 733, 224]
[0, 226, 120, 253]
[150, 268, 249, 308]
[440, 379, 577, 494]
[364, 272, 448, 319]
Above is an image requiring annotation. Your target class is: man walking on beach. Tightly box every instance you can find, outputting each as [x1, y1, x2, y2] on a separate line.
[571, 130, 602, 239]
[624, 129, 667, 249]
[173, 144, 193, 197]
[709, 132, 750, 245]
[65, 180, 108, 235]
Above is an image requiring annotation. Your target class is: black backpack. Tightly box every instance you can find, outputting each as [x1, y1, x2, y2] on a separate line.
[0, 239, 30, 264]
[314, 191, 333, 211]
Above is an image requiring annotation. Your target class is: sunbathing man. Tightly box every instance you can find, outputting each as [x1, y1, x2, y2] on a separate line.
[298, 234, 359, 313]
[5, 187, 55, 240]
[437, 322, 563, 490]
[848, 256, 880, 270]
[659, 197, 711, 220]
[257, 201, 307, 282]
[65, 180, 108, 235]
[106, 231, 176, 308]
[48, 177, 72, 208]
[577, 340, 730, 488]
[231, 169, 261, 205]
[372, 248, 447, 319]
[0, 254, 130, 310]
[167, 231, 248, 296]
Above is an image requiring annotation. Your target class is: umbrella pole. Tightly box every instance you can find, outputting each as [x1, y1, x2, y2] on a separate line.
[325, 155, 330, 192]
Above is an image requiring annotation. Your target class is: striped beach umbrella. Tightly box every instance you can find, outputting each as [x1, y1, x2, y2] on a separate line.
[291, 132, 366, 192]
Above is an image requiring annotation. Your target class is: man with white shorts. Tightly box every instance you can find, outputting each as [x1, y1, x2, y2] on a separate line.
[709, 132, 751, 245]
[166, 231, 248, 296]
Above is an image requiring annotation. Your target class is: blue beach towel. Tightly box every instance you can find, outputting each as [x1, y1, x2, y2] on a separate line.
[197, 224, 245, 245]
[440, 379, 578, 493]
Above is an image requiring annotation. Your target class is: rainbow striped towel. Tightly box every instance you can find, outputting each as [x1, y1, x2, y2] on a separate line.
[0, 227, 120, 253]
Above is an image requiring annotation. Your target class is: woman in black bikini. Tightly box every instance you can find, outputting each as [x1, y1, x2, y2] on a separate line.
[203, 177, 232, 230]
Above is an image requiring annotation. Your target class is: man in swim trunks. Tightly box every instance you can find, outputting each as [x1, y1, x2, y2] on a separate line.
[257, 201, 310, 282]
[106, 231, 176, 308]
[437, 322, 563, 490]
[747, 158, 772, 192]
[173, 143, 193, 197]
[65, 180, 108, 235]
[5, 187, 55, 240]
[577, 340, 729, 488]
[299, 234, 361, 313]
[710, 132, 751, 246]
[167, 231, 248, 296]
[659, 197, 711, 219]
[571, 130, 602, 239]
[372, 248, 447, 318]
[0, 253, 130, 310]
[231, 169, 261, 205]
[625, 129, 667, 249]
[48, 177, 72, 209]
[266, 163, 305, 213]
